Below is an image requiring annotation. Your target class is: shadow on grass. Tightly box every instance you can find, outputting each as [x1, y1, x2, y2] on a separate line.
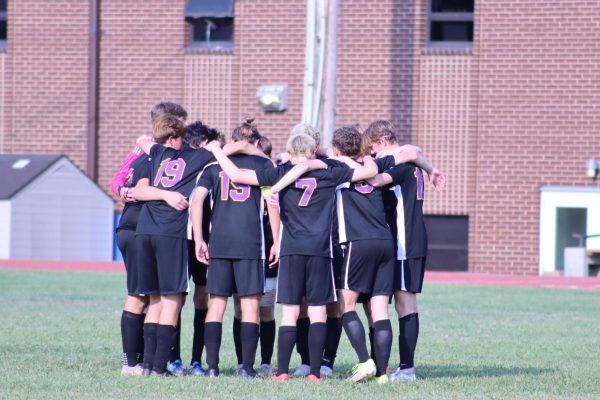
[330, 363, 553, 380]
[416, 364, 553, 380]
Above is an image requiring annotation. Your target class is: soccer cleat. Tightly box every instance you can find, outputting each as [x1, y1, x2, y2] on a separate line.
[167, 359, 185, 376]
[389, 367, 416, 382]
[121, 364, 144, 376]
[259, 363, 273, 375]
[272, 372, 289, 382]
[292, 364, 310, 376]
[142, 368, 152, 376]
[149, 370, 172, 377]
[206, 368, 220, 378]
[374, 374, 389, 384]
[188, 361, 206, 376]
[238, 368, 259, 379]
[320, 365, 333, 376]
[349, 359, 376, 383]
[307, 373, 322, 382]
[236, 363, 243, 374]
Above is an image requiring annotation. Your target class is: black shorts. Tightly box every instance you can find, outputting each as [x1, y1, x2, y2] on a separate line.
[116, 228, 142, 296]
[277, 255, 336, 306]
[341, 239, 394, 297]
[188, 240, 207, 286]
[394, 257, 427, 293]
[332, 244, 344, 290]
[136, 234, 190, 295]
[206, 258, 265, 297]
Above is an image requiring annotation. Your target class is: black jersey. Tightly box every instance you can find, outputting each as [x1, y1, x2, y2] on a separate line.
[382, 163, 427, 259]
[197, 154, 274, 259]
[256, 163, 353, 258]
[334, 156, 396, 243]
[136, 144, 215, 238]
[117, 155, 150, 232]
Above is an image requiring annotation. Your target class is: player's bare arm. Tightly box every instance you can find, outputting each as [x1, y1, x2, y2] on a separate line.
[190, 187, 210, 264]
[204, 141, 260, 186]
[265, 192, 281, 268]
[222, 140, 268, 159]
[135, 135, 156, 155]
[131, 185, 189, 211]
[349, 155, 378, 182]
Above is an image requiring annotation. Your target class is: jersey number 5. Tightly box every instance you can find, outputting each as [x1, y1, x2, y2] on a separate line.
[153, 158, 186, 188]
[219, 172, 251, 202]
[295, 178, 317, 207]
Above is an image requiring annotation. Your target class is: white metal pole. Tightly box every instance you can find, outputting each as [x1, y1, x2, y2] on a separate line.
[302, 0, 317, 124]
[322, 0, 339, 148]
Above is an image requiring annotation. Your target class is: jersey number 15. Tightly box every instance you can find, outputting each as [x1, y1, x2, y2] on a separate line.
[219, 172, 251, 202]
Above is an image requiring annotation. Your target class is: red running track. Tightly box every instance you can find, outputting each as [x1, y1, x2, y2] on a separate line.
[1, 259, 599, 291]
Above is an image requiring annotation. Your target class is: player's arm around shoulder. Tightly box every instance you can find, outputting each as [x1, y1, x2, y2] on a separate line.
[349, 155, 378, 182]
[190, 187, 210, 264]
[205, 141, 260, 186]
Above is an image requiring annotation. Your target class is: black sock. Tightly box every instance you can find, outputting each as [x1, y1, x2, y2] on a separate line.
[374, 319, 393, 376]
[342, 311, 369, 362]
[308, 322, 326, 377]
[233, 317, 243, 365]
[205, 322, 222, 370]
[191, 308, 207, 364]
[152, 324, 178, 374]
[121, 311, 144, 367]
[277, 326, 296, 375]
[241, 322, 259, 372]
[170, 311, 182, 363]
[399, 313, 419, 370]
[369, 326, 376, 364]
[322, 317, 342, 369]
[260, 320, 276, 365]
[296, 317, 310, 365]
[142, 323, 158, 371]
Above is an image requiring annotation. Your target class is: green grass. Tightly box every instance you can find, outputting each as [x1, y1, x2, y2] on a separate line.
[0, 269, 599, 400]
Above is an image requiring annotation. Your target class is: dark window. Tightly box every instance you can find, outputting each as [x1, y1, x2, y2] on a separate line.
[424, 215, 469, 271]
[0, 0, 6, 44]
[185, 0, 234, 49]
[428, 0, 473, 48]
[555, 207, 587, 270]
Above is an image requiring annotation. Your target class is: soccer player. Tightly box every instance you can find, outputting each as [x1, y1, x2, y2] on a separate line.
[232, 134, 280, 376]
[205, 132, 377, 381]
[190, 117, 276, 379]
[177, 121, 223, 376]
[132, 113, 216, 376]
[112, 102, 189, 376]
[363, 120, 446, 382]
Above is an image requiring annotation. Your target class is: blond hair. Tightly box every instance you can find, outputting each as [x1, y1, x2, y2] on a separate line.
[286, 134, 316, 159]
[290, 123, 320, 147]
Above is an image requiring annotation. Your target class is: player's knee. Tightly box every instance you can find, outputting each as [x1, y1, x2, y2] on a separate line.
[260, 306, 275, 321]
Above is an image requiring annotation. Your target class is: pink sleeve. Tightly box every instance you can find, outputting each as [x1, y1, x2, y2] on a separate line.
[110, 145, 144, 196]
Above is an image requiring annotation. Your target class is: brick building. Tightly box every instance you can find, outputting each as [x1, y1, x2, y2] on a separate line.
[1, 0, 599, 275]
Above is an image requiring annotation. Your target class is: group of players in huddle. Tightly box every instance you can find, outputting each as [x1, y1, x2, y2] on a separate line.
[112, 101, 445, 384]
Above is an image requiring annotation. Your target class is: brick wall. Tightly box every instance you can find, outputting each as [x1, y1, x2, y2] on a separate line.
[0, 51, 6, 153]
[471, 0, 600, 273]
[3, 0, 89, 170]
[97, 0, 186, 205]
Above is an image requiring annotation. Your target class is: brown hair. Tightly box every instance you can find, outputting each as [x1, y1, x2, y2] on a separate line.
[231, 116, 261, 143]
[152, 114, 185, 144]
[332, 126, 362, 158]
[258, 135, 273, 157]
[150, 101, 188, 123]
[363, 120, 397, 153]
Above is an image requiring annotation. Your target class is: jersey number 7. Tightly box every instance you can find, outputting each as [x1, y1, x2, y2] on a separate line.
[295, 178, 317, 207]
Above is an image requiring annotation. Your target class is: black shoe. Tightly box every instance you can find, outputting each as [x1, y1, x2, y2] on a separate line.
[150, 370, 172, 377]
[206, 368, 220, 378]
[238, 368, 258, 379]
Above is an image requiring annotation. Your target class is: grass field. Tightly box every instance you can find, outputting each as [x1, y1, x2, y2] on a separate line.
[1, 269, 599, 400]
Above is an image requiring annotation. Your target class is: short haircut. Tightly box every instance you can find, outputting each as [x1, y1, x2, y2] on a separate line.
[150, 101, 188, 123]
[286, 134, 316, 159]
[363, 120, 397, 152]
[184, 121, 221, 148]
[231, 116, 261, 143]
[152, 114, 185, 144]
[258, 135, 272, 157]
[332, 126, 362, 158]
[290, 123, 320, 147]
